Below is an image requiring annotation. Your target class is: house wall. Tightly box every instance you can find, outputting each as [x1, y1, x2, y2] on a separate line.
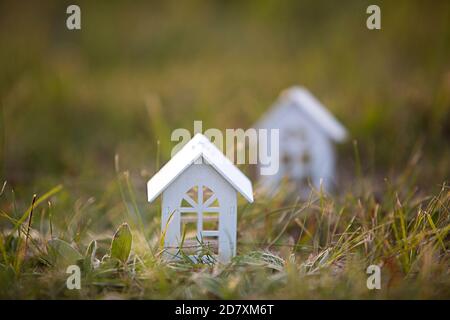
[161, 161, 237, 263]
[257, 103, 336, 193]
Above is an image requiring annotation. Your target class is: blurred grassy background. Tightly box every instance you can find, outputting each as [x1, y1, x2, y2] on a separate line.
[0, 0, 449, 299]
[1, 0, 449, 192]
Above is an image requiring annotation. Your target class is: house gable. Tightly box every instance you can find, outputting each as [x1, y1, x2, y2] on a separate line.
[162, 162, 237, 212]
[256, 86, 348, 143]
[147, 133, 253, 204]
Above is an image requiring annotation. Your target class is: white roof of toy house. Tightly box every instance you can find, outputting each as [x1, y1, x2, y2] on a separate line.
[256, 86, 348, 143]
[147, 133, 254, 203]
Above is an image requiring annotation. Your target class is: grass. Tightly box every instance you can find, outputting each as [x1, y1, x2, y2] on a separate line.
[0, 158, 448, 299]
[0, 1, 449, 299]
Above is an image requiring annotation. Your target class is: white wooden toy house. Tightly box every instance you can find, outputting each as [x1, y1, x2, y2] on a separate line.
[255, 86, 348, 195]
[147, 133, 254, 263]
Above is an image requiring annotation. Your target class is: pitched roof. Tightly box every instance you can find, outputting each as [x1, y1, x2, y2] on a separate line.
[256, 86, 348, 143]
[147, 133, 254, 203]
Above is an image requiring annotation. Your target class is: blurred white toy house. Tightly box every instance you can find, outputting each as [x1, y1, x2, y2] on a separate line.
[255, 86, 348, 195]
[147, 134, 253, 263]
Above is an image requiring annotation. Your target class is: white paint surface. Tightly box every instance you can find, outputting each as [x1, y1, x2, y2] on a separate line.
[255, 86, 347, 194]
[147, 133, 253, 263]
[147, 133, 253, 203]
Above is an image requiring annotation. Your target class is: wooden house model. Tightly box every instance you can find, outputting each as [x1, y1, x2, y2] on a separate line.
[147, 133, 254, 263]
[255, 86, 348, 194]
